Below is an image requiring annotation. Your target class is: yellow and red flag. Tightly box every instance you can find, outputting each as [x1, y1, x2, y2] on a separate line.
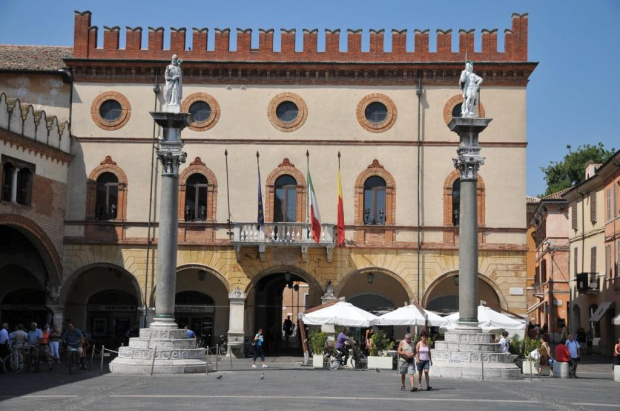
[337, 153, 344, 246]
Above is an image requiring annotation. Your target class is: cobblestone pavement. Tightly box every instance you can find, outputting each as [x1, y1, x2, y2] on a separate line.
[0, 354, 618, 411]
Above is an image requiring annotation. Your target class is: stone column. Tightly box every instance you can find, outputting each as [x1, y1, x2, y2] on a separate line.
[149, 112, 188, 329]
[47, 305, 64, 331]
[320, 286, 338, 341]
[449, 117, 490, 329]
[10, 167, 20, 203]
[227, 287, 247, 357]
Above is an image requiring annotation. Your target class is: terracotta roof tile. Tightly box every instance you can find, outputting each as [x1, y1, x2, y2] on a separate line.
[542, 187, 571, 200]
[0, 45, 73, 72]
[526, 196, 540, 204]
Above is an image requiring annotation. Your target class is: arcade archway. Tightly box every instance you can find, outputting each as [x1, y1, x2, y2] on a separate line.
[422, 272, 504, 313]
[63, 264, 142, 347]
[246, 268, 322, 355]
[175, 266, 230, 348]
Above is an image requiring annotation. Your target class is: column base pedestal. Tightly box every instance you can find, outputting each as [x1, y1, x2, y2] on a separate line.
[110, 327, 208, 374]
[431, 330, 521, 380]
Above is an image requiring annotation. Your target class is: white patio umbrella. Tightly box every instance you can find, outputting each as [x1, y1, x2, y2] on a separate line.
[378, 304, 448, 327]
[301, 301, 379, 327]
[443, 305, 526, 338]
[613, 312, 620, 326]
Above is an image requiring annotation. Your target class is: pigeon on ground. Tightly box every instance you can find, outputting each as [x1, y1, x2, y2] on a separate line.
[216, 374, 223, 379]
[260, 373, 265, 380]
[376, 368, 380, 373]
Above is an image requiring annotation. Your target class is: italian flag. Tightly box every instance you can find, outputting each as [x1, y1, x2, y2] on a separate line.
[307, 170, 322, 243]
[337, 166, 344, 246]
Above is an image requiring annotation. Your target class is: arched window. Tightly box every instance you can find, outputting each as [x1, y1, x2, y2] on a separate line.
[442, 170, 485, 243]
[452, 178, 461, 226]
[363, 176, 386, 225]
[274, 175, 297, 222]
[1, 162, 15, 201]
[17, 169, 33, 206]
[185, 174, 208, 222]
[95, 172, 119, 220]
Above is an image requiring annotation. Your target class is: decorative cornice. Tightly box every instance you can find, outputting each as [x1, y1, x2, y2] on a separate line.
[189, 156, 205, 166]
[367, 159, 384, 169]
[0, 127, 73, 165]
[100, 155, 117, 165]
[278, 158, 295, 168]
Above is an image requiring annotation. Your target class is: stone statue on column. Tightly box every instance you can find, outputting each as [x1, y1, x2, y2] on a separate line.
[163, 54, 183, 113]
[459, 60, 483, 117]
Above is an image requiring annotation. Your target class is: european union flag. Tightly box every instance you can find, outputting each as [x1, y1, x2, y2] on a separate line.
[257, 163, 264, 225]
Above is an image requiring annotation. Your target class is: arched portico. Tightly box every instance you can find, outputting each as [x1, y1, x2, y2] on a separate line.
[422, 271, 507, 313]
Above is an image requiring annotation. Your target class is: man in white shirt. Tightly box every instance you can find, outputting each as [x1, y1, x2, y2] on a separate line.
[565, 334, 581, 378]
[0, 323, 10, 358]
[499, 331, 509, 353]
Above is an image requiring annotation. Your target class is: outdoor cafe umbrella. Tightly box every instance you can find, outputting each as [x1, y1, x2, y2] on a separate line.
[443, 305, 526, 338]
[378, 304, 449, 327]
[301, 301, 379, 327]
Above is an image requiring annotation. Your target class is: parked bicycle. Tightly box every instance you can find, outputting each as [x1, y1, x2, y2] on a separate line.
[323, 340, 367, 371]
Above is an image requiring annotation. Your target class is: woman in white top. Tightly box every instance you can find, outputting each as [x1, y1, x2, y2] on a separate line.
[415, 330, 433, 391]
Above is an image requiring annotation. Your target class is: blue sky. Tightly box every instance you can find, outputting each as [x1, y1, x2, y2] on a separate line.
[1, 0, 618, 197]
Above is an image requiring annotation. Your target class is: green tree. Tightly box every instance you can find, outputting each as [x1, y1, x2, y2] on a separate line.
[540, 143, 615, 196]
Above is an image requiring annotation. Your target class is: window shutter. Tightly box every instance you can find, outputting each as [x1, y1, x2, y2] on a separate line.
[614, 184, 619, 218]
[574, 247, 579, 275]
[590, 192, 596, 223]
[605, 245, 611, 277]
[590, 246, 597, 273]
[571, 205, 578, 230]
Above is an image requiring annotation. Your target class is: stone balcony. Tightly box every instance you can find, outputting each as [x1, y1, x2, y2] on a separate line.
[231, 222, 335, 262]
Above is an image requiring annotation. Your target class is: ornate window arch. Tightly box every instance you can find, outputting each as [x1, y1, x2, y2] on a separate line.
[178, 157, 218, 222]
[442, 169, 485, 242]
[354, 160, 396, 225]
[265, 158, 306, 223]
[86, 156, 128, 221]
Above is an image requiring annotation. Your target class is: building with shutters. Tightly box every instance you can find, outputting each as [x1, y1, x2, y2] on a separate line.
[563, 155, 620, 355]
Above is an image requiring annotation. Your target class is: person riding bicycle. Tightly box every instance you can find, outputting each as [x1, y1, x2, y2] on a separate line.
[62, 322, 85, 369]
[336, 328, 353, 366]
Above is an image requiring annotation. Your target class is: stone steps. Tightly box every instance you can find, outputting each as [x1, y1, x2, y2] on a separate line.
[128, 338, 196, 349]
[434, 341, 503, 353]
[110, 357, 208, 374]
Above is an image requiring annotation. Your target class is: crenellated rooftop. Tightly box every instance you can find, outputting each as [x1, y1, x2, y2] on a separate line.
[72, 11, 529, 63]
[0, 93, 72, 161]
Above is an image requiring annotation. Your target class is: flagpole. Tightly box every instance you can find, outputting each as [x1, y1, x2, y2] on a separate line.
[257, 151, 264, 226]
[225, 149, 232, 238]
[306, 150, 310, 239]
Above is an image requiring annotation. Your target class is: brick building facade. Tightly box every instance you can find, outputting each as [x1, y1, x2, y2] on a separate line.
[0, 11, 536, 350]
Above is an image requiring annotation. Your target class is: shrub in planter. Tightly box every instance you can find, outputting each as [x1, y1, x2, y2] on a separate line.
[308, 330, 327, 355]
[370, 330, 394, 357]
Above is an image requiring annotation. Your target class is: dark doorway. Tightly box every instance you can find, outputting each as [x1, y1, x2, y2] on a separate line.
[253, 273, 308, 356]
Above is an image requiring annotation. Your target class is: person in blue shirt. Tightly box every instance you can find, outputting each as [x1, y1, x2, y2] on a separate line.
[62, 322, 85, 369]
[336, 328, 353, 366]
[185, 326, 196, 340]
[565, 334, 581, 378]
[252, 328, 268, 369]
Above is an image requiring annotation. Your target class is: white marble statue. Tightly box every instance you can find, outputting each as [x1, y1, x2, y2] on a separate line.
[163, 54, 183, 112]
[459, 60, 483, 117]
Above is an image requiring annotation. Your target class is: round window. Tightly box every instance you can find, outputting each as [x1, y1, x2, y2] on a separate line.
[276, 101, 299, 123]
[99, 100, 122, 121]
[365, 102, 388, 124]
[189, 101, 212, 123]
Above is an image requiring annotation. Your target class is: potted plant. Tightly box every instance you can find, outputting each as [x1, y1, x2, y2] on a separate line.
[521, 336, 542, 375]
[308, 330, 327, 368]
[368, 330, 395, 369]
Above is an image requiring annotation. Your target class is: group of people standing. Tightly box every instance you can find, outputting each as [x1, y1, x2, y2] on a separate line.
[0, 321, 86, 371]
[397, 331, 433, 392]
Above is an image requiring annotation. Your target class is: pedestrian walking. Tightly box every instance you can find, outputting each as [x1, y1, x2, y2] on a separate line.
[415, 331, 433, 391]
[40, 324, 53, 369]
[613, 338, 620, 367]
[49, 324, 61, 363]
[252, 328, 268, 368]
[0, 323, 10, 359]
[565, 334, 581, 378]
[282, 316, 293, 342]
[397, 333, 416, 392]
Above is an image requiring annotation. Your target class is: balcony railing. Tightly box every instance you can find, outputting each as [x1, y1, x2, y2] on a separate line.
[576, 272, 600, 294]
[232, 222, 335, 262]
